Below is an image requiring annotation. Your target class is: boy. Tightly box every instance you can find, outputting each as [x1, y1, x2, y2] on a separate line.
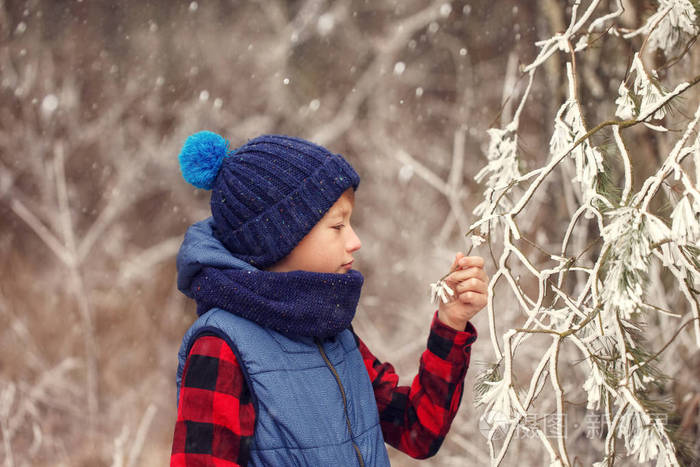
[170, 132, 488, 466]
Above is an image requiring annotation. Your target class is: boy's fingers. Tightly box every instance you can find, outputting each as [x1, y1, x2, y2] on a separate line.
[458, 256, 485, 269]
[459, 291, 488, 307]
[447, 267, 488, 283]
[456, 277, 487, 292]
[448, 252, 466, 273]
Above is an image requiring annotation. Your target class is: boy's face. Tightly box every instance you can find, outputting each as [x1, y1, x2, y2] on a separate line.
[268, 188, 361, 274]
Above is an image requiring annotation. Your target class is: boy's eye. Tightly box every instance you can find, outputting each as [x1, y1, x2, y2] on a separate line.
[332, 224, 345, 230]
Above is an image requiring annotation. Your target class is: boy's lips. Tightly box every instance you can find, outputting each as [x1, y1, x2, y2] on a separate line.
[341, 260, 354, 269]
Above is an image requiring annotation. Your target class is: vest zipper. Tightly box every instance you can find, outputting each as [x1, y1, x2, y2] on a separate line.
[315, 338, 366, 467]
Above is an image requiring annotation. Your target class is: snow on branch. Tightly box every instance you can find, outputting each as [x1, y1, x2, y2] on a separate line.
[624, 0, 699, 56]
[467, 1, 700, 465]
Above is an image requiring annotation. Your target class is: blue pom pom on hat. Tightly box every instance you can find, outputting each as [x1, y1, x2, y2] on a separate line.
[178, 131, 230, 190]
[178, 132, 360, 268]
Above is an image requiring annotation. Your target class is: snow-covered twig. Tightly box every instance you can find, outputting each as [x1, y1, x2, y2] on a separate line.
[469, 1, 700, 464]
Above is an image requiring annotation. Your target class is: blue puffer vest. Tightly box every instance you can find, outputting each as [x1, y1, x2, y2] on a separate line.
[176, 308, 391, 467]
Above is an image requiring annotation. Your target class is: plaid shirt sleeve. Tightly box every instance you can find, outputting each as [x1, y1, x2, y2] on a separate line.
[171, 334, 255, 467]
[353, 311, 477, 459]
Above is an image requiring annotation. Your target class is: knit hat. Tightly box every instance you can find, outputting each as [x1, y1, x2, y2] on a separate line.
[178, 132, 360, 268]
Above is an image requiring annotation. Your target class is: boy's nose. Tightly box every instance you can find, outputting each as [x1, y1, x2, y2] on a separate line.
[347, 226, 361, 252]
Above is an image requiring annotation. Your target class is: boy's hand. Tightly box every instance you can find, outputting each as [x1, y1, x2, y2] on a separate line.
[437, 252, 489, 331]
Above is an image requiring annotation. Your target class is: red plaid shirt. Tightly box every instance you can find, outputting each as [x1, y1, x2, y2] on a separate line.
[171, 312, 477, 466]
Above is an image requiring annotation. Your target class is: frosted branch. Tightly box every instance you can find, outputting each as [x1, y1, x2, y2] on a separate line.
[469, 1, 700, 464]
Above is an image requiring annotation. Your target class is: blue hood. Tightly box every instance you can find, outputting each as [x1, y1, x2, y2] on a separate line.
[176, 217, 363, 337]
[176, 217, 257, 298]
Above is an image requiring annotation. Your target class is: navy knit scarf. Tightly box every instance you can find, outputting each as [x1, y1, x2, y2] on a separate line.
[190, 267, 364, 338]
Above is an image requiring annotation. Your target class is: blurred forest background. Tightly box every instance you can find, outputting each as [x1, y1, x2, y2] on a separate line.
[1, 0, 698, 466]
